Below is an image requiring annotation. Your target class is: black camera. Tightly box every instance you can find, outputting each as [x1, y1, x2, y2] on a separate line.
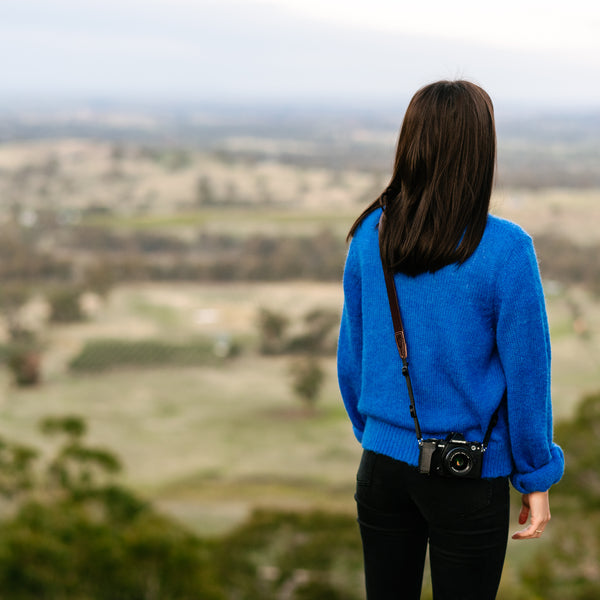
[418, 433, 484, 479]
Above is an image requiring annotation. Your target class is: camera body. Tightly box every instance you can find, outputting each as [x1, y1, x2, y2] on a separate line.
[418, 433, 484, 479]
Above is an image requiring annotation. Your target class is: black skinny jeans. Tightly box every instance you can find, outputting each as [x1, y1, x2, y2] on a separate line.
[355, 450, 510, 600]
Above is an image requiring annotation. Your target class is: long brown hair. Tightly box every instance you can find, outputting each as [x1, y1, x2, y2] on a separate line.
[348, 80, 496, 276]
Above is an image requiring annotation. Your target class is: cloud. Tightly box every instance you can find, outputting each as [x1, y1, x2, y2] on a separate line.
[257, 0, 600, 54]
[0, 0, 598, 108]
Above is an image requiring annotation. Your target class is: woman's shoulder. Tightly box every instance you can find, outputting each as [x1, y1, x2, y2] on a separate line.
[483, 214, 533, 253]
[486, 214, 531, 239]
[461, 215, 536, 279]
[352, 208, 382, 242]
[473, 215, 542, 286]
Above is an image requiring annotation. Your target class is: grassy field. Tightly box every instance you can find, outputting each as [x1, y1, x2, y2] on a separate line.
[1, 281, 598, 537]
[1, 279, 593, 600]
[1, 139, 599, 243]
[0, 137, 598, 596]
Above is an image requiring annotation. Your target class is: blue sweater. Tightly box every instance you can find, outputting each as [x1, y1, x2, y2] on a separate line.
[337, 209, 564, 493]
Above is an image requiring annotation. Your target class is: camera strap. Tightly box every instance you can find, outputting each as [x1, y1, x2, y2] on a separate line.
[381, 251, 501, 450]
[381, 261, 423, 442]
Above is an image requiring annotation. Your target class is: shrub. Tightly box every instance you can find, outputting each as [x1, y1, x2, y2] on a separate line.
[286, 308, 340, 355]
[257, 307, 289, 355]
[6, 344, 42, 386]
[0, 417, 225, 600]
[214, 509, 363, 600]
[47, 286, 84, 323]
[519, 391, 600, 599]
[289, 357, 325, 411]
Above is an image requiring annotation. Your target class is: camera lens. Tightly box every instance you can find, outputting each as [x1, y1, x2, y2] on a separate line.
[446, 448, 472, 474]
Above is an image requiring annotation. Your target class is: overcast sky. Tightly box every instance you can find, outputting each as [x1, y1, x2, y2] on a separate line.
[1, 0, 599, 110]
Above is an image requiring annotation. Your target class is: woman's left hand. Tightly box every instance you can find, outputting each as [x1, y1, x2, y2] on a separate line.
[511, 491, 551, 540]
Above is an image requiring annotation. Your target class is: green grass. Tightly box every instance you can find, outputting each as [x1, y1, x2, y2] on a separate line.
[81, 207, 357, 237]
[128, 297, 183, 328]
[72, 187, 600, 248]
[0, 354, 360, 528]
[0, 277, 596, 600]
[82, 212, 212, 229]
[0, 281, 598, 545]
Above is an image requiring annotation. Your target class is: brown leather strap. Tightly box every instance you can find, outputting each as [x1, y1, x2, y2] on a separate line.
[383, 265, 407, 360]
[382, 261, 423, 441]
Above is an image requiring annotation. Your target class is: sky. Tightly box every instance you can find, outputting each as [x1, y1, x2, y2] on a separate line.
[0, 0, 599, 110]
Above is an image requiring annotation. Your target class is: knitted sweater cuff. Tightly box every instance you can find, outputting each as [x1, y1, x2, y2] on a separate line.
[510, 445, 565, 493]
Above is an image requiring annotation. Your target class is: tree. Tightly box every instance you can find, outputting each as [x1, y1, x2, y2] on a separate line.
[82, 260, 115, 298]
[214, 509, 363, 600]
[47, 285, 84, 323]
[196, 175, 216, 206]
[520, 391, 600, 599]
[0, 284, 42, 386]
[289, 356, 325, 412]
[6, 341, 42, 386]
[0, 284, 31, 338]
[287, 308, 340, 355]
[257, 307, 289, 355]
[0, 416, 225, 599]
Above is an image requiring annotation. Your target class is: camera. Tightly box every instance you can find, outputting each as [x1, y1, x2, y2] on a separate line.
[418, 433, 484, 479]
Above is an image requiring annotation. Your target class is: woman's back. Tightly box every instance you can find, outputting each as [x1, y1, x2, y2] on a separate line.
[338, 207, 562, 491]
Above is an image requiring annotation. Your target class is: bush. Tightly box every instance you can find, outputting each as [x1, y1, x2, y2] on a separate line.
[519, 391, 600, 599]
[551, 391, 600, 512]
[0, 491, 225, 600]
[214, 509, 363, 600]
[289, 357, 325, 410]
[6, 344, 41, 386]
[258, 307, 340, 357]
[47, 286, 84, 323]
[257, 308, 289, 355]
[0, 417, 225, 600]
[286, 308, 340, 355]
[0, 414, 370, 598]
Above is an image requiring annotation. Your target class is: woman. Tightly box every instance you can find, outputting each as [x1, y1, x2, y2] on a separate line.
[337, 80, 564, 600]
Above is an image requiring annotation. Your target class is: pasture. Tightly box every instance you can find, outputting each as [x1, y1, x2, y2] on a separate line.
[0, 280, 598, 539]
[0, 136, 598, 596]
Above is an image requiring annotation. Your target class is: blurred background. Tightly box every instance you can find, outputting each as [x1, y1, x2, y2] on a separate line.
[0, 1, 599, 598]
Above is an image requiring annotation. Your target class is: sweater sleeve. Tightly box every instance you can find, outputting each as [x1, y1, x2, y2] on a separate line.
[496, 237, 564, 493]
[337, 240, 366, 442]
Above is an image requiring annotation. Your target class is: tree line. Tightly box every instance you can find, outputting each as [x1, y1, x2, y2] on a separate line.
[1, 221, 599, 292]
[0, 224, 346, 284]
